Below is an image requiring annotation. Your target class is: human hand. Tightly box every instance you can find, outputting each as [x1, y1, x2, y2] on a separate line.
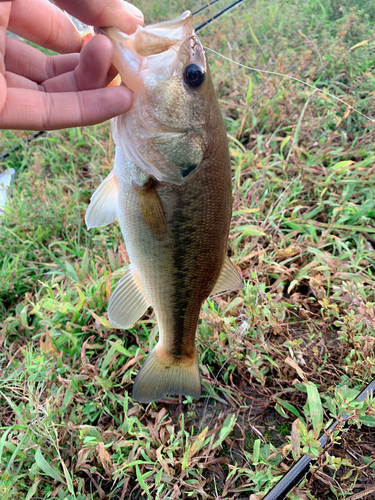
[0, 0, 144, 131]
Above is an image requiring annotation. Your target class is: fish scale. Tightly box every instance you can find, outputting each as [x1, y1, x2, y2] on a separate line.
[86, 11, 243, 403]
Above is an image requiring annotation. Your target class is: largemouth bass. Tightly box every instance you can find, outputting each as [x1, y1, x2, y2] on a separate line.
[86, 11, 243, 403]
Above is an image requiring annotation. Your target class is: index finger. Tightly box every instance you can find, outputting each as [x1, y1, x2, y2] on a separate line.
[0, 85, 133, 130]
[54, 0, 144, 34]
[9, 0, 82, 53]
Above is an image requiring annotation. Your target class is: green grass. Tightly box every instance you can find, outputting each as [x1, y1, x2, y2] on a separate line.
[1, 0, 375, 498]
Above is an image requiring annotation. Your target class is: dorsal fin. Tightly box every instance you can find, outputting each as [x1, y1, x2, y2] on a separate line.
[108, 267, 150, 328]
[211, 256, 243, 294]
[85, 170, 119, 229]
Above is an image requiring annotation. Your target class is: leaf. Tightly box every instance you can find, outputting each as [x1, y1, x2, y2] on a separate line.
[25, 479, 40, 500]
[190, 426, 209, 458]
[296, 419, 308, 439]
[275, 403, 289, 418]
[136, 464, 150, 496]
[156, 446, 170, 474]
[359, 415, 375, 427]
[280, 135, 291, 154]
[40, 330, 60, 358]
[65, 261, 79, 281]
[245, 76, 253, 105]
[244, 14, 261, 48]
[89, 309, 115, 328]
[232, 208, 260, 216]
[331, 160, 355, 170]
[212, 414, 236, 449]
[325, 396, 338, 418]
[285, 356, 306, 380]
[287, 279, 299, 294]
[76, 448, 91, 469]
[181, 426, 209, 470]
[122, 459, 154, 469]
[350, 39, 369, 50]
[234, 224, 266, 236]
[253, 439, 261, 463]
[274, 397, 303, 420]
[35, 447, 64, 482]
[0, 427, 13, 464]
[61, 388, 74, 413]
[181, 446, 190, 471]
[61, 460, 75, 495]
[305, 382, 323, 436]
[263, 354, 279, 368]
[224, 297, 244, 314]
[96, 441, 113, 477]
[79, 248, 90, 279]
[291, 419, 301, 459]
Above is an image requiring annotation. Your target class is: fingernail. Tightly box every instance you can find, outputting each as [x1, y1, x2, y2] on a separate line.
[124, 2, 143, 19]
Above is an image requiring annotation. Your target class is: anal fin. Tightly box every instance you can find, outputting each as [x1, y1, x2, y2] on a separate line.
[86, 170, 119, 229]
[211, 256, 243, 294]
[108, 267, 150, 328]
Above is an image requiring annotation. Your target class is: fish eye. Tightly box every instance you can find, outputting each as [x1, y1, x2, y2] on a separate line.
[184, 64, 205, 88]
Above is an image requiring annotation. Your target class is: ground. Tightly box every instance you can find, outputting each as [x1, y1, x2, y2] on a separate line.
[1, 0, 375, 499]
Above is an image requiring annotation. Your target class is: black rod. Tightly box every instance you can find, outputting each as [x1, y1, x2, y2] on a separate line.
[195, 0, 246, 31]
[263, 378, 375, 500]
[192, 0, 222, 16]
[0, 130, 45, 160]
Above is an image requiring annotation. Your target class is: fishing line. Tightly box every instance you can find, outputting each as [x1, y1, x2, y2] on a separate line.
[195, 0, 373, 123]
[204, 47, 375, 123]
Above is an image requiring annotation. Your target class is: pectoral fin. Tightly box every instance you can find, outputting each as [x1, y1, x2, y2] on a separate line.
[211, 256, 243, 294]
[85, 170, 118, 229]
[133, 179, 167, 241]
[108, 267, 150, 328]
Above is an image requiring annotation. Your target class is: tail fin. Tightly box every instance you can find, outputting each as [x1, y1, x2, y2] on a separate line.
[132, 344, 201, 403]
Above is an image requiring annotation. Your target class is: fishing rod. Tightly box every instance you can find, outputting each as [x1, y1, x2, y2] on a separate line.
[0, 130, 45, 161]
[195, 0, 246, 31]
[263, 377, 375, 500]
[192, 0, 222, 16]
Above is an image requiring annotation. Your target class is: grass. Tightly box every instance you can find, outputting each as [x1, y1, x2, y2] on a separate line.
[1, 0, 375, 498]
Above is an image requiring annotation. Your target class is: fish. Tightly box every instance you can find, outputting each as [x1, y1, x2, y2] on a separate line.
[86, 11, 243, 403]
[0, 168, 16, 219]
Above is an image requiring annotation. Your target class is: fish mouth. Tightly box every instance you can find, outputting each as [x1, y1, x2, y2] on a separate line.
[133, 10, 195, 56]
[97, 10, 195, 51]
[99, 11, 206, 91]
[138, 10, 194, 38]
[95, 13, 193, 56]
